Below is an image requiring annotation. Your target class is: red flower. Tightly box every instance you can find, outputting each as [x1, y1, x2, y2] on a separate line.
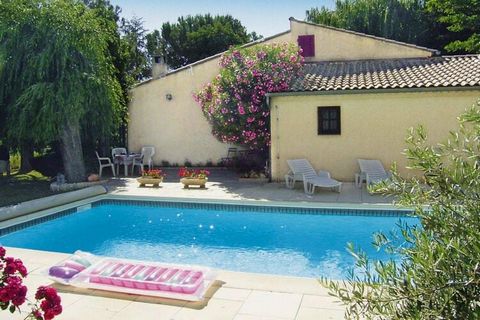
[0, 248, 62, 320]
[142, 169, 166, 179]
[35, 286, 62, 320]
[178, 167, 210, 179]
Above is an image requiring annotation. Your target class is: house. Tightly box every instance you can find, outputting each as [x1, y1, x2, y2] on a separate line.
[128, 18, 480, 180]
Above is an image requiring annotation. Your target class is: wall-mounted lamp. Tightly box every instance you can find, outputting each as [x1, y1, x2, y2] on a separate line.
[165, 93, 173, 101]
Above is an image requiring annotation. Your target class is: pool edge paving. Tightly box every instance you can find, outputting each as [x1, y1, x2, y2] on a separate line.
[7, 247, 346, 320]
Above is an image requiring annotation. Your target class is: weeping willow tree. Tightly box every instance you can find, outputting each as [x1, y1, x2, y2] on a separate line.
[0, 0, 122, 182]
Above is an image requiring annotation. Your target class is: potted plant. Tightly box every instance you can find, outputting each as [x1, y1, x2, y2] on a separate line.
[137, 169, 166, 187]
[178, 167, 210, 189]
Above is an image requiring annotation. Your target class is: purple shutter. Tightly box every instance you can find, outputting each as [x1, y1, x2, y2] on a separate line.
[297, 35, 315, 57]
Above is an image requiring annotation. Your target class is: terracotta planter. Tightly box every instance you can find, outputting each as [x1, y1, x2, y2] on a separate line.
[180, 177, 208, 189]
[137, 177, 163, 187]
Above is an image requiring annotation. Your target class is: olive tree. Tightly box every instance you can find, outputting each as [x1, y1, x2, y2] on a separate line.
[323, 102, 480, 319]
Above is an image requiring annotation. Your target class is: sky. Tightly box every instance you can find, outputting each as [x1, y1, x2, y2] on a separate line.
[111, 0, 335, 38]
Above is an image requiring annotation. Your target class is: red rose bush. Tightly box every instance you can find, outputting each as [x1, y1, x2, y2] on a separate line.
[0, 247, 62, 319]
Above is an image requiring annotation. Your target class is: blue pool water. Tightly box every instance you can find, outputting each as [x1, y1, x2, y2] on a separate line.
[0, 201, 417, 279]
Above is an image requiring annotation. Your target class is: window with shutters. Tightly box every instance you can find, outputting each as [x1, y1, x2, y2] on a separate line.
[297, 35, 315, 57]
[318, 107, 341, 135]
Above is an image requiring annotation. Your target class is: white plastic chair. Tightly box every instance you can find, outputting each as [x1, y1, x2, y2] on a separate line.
[357, 159, 391, 187]
[111, 147, 127, 158]
[96, 152, 116, 177]
[285, 159, 342, 193]
[132, 146, 155, 175]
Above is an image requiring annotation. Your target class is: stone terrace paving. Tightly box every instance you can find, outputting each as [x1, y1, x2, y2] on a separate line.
[7, 168, 396, 320]
[106, 167, 393, 205]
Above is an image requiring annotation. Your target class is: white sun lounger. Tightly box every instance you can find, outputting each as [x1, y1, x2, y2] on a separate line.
[285, 159, 342, 194]
[357, 159, 391, 187]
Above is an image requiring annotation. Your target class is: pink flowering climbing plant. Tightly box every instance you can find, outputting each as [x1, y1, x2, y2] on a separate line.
[194, 43, 304, 150]
[0, 247, 62, 320]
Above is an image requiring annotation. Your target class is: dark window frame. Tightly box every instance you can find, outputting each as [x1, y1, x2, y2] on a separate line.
[318, 106, 341, 135]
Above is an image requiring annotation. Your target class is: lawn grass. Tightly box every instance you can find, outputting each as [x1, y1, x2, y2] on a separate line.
[0, 171, 56, 207]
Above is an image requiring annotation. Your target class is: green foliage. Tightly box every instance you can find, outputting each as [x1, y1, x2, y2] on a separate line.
[427, 0, 480, 53]
[158, 14, 258, 69]
[83, 0, 130, 146]
[195, 43, 303, 151]
[322, 103, 480, 319]
[306, 0, 431, 46]
[306, 0, 479, 53]
[121, 16, 150, 82]
[0, 0, 122, 144]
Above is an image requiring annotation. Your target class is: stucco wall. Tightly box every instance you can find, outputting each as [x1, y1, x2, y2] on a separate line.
[128, 19, 436, 166]
[128, 58, 225, 165]
[289, 20, 433, 61]
[128, 34, 292, 165]
[270, 90, 480, 181]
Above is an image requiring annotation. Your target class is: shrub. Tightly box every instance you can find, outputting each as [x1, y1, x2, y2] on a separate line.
[160, 160, 170, 167]
[194, 43, 303, 151]
[0, 247, 62, 319]
[322, 104, 480, 319]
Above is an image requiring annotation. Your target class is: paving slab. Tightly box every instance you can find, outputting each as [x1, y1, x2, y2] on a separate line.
[4, 247, 346, 320]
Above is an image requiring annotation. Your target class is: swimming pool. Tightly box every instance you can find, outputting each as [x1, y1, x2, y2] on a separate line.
[0, 199, 417, 279]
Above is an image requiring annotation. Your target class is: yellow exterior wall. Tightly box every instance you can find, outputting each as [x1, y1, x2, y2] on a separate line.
[289, 20, 433, 61]
[270, 90, 480, 181]
[128, 19, 436, 165]
[128, 34, 292, 165]
[128, 58, 224, 165]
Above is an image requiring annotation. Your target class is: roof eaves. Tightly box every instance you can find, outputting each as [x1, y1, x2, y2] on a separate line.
[133, 30, 291, 88]
[266, 85, 480, 97]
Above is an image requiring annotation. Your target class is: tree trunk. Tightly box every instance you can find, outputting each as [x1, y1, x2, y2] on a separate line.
[59, 119, 86, 182]
[19, 143, 33, 173]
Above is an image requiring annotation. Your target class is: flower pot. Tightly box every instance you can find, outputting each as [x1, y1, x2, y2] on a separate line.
[137, 177, 163, 187]
[180, 177, 208, 189]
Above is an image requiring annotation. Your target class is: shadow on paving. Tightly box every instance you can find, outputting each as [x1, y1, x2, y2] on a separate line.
[104, 167, 394, 204]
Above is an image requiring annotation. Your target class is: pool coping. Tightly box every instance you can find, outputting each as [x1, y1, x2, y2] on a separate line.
[0, 193, 412, 233]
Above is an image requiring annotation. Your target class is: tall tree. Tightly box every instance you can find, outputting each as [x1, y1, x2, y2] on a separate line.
[83, 0, 130, 148]
[121, 16, 150, 82]
[158, 14, 257, 69]
[0, 0, 122, 182]
[305, 0, 477, 53]
[306, 0, 431, 47]
[427, 0, 480, 53]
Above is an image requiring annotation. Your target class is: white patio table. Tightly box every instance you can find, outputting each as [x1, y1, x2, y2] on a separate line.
[114, 153, 141, 176]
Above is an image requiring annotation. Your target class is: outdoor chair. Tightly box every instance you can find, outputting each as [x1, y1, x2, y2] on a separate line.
[96, 151, 116, 178]
[132, 146, 155, 175]
[220, 147, 238, 166]
[285, 159, 342, 193]
[356, 159, 391, 187]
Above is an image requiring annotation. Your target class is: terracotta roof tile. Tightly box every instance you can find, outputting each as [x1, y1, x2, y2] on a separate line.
[290, 55, 480, 92]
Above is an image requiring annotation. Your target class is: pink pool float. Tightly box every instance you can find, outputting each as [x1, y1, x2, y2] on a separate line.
[47, 251, 216, 301]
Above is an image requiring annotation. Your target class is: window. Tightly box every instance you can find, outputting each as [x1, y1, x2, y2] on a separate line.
[297, 35, 315, 57]
[318, 107, 341, 135]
